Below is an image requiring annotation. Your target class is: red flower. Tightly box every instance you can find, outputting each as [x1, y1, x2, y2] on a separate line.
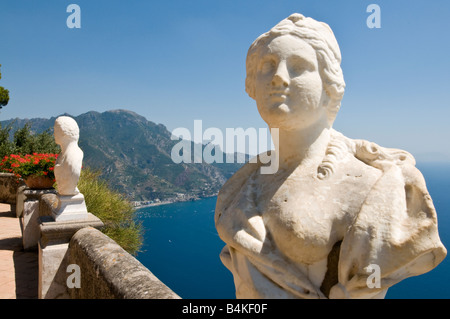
[0, 153, 58, 180]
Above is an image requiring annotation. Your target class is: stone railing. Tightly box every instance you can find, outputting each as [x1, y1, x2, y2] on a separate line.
[68, 227, 180, 299]
[7, 178, 180, 299]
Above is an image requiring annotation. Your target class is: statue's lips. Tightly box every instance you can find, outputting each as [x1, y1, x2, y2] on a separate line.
[269, 90, 289, 101]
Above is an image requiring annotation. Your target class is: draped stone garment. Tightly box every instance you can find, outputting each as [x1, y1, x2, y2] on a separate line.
[215, 135, 447, 299]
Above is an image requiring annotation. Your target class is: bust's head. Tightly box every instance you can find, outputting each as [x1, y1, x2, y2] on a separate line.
[246, 13, 345, 130]
[54, 116, 80, 146]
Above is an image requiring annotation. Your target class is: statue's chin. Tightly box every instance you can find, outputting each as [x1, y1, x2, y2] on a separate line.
[276, 103, 290, 113]
[259, 103, 331, 132]
[258, 103, 289, 128]
[261, 114, 315, 132]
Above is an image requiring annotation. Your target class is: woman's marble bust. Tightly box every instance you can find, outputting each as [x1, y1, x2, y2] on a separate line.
[54, 116, 84, 196]
[215, 13, 446, 299]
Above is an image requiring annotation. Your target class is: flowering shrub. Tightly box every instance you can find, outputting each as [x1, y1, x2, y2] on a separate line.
[0, 153, 58, 181]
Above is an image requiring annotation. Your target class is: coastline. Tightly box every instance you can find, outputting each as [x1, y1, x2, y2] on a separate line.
[133, 193, 218, 210]
[135, 200, 176, 209]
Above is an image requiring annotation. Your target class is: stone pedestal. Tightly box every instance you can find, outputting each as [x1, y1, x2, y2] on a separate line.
[19, 188, 57, 251]
[52, 193, 88, 222]
[38, 214, 103, 299]
[15, 185, 27, 218]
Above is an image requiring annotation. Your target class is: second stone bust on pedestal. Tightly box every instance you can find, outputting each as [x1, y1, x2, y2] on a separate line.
[52, 116, 88, 221]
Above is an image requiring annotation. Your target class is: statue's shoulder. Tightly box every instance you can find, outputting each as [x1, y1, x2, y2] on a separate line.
[335, 130, 424, 186]
[215, 153, 266, 213]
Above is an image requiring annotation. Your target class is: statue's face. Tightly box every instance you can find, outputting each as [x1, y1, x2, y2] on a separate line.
[54, 118, 79, 147]
[54, 124, 63, 146]
[254, 34, 328, 131]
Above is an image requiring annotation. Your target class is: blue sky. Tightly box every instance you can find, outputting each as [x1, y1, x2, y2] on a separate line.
[1, 0, 450, 162]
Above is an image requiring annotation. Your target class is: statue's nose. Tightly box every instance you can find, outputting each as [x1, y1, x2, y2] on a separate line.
[272, 62, 289, 87]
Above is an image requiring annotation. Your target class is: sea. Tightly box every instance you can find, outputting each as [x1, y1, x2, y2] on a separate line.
[135, 162, 450, 299]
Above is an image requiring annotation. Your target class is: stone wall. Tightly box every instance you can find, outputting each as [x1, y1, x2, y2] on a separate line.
[0, 173, 25, 206]
[67, 227, 180, 299]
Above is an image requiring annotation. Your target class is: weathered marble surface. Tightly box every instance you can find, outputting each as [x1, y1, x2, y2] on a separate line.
[53, 116, 88, 221]
[215, 13, 446, 299]
[54, 116, 84, 196]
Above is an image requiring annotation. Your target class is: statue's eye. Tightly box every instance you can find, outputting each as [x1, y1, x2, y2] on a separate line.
[288, 56, 314, 77]
[260, 59, 276, 75]
[288, 59, 306, 77]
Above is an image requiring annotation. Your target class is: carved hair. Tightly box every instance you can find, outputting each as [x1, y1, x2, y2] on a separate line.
[317, 130, 415, 179]
[317, 130, 350, 179]
[351, 138, 416, 170]
[245, 13, 346, 124]
[54, 116, 79, 141]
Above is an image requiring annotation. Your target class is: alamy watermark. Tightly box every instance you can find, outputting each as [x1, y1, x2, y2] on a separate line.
[66, 264, 81, 289]
[66, 4, 81, 29]
[365, 263, 381, 289]
[64, 4, 380, 30]
[366, 4, 381, 29]
[170, 120, 279, 174]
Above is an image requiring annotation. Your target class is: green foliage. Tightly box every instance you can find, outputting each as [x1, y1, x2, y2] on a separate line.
[0, 122, 60, 159]
[77, 168, 144, 255]
[33, 129, 60, 154]
[13, 123, 35, 154]
[0, 87, 9, 108]
[0, 64, 10, 108]
[0, 123, 14, 158]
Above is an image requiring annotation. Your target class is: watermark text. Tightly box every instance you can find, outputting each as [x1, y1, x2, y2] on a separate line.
[66, 264, 81, 288]
[67, 4, 81, 29]
[366, 4, 381, 29]
[171, 120, 279, 174]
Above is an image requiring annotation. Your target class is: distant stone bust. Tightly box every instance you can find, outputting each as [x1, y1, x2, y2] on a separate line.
[215, 13, 446, 299]
[54, 116, 83, 196]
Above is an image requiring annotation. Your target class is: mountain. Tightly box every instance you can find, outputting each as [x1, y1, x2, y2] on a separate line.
[1, 109, 244, 201]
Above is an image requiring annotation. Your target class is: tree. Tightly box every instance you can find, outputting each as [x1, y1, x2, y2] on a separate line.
[0, 64, 10, 108]
[0, 122, 14, 158]
[0, 122, 60, 159]
[13, 123, 35, 154]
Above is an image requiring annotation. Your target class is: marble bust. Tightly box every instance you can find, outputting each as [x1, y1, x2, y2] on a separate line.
[215, 13, 446, 299]
[54, 116, 83, 195]
[53, 116, 88, 221]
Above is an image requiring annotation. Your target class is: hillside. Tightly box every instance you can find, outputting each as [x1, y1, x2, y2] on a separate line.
[1, 110, 243, 202]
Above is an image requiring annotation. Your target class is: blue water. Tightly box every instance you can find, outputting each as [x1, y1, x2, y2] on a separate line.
[135, 162, 450, 299]
[135, 196, 235, 299]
